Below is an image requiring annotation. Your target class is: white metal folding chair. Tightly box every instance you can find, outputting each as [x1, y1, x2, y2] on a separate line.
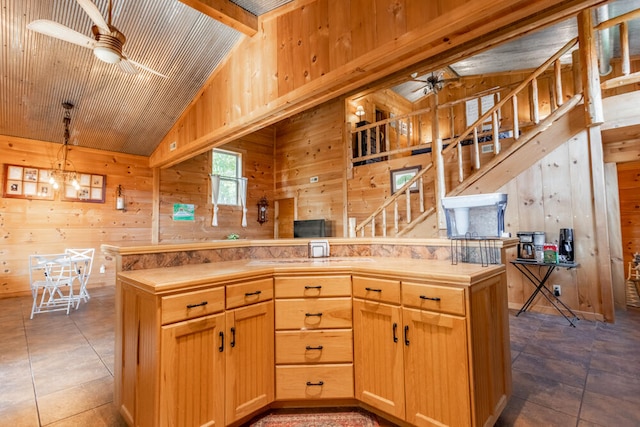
[29, 253, 76, 319]
[65, 248, 95, 306]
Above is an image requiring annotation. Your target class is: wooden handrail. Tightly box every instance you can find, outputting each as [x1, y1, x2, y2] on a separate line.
[354, 163, 433, 234]
[441, 37, 578, 157]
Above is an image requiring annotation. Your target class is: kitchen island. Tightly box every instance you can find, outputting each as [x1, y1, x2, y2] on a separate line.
[105, 239, 512, 427]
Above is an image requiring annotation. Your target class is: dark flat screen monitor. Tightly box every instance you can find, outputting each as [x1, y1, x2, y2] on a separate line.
[294, 219, 326, 238]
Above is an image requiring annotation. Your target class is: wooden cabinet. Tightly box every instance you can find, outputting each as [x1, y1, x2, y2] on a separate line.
[274, 274, 354, 400]
[225, 300, 274, 425]
[160, 313, 226, 427]
[116, 276, 274, 427]
[115, 260, 509, 427]
[353, 274, 510, 427]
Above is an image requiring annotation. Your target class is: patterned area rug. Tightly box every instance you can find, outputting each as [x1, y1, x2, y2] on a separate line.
[250, 409, 380, 427]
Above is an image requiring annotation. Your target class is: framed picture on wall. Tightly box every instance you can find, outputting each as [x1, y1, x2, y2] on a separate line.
[61, 173, 106, 203]
[2, 164, 55, 200]
[390, 166, 421, 194]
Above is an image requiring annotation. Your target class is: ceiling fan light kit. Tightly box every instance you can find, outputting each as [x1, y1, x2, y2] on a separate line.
[27, 0, 164, 76]
[91, 25, 125, 64]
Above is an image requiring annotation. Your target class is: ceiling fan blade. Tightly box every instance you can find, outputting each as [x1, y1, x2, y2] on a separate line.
[121, 55, 167, 78]
[76, 0, 110, 33]
[27, 20, 96, 49]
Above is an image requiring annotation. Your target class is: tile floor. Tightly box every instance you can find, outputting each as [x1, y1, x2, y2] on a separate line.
[1, 286, 639, 426]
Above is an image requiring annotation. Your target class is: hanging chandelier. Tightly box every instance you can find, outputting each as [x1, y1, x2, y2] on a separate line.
[49, 102, 80, 192]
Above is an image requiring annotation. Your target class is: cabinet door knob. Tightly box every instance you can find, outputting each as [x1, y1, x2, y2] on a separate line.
[304, 285, 322, 290]
[419, 295, 441, 301]
[230, 327, 236, 348]
[365, 287, 382, 293]
[404, 325, 410, 346]
[393, 322, 398, 343]
[218, 331, 224, 352]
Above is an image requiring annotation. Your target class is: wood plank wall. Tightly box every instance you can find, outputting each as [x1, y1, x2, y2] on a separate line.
[274, 98, 346, 237]
[151, 0, 594, 168]
[159, 128, 276, 241]
[0, 135, 153, 297]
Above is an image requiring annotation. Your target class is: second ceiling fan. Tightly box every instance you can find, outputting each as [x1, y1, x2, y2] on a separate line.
[27, 0, 166, 77]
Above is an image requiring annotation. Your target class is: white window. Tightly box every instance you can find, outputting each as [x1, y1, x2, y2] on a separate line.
[212, 148, 242, 205]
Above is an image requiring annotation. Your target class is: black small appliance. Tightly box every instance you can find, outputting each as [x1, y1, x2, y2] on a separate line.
[559, 228, 574, 262]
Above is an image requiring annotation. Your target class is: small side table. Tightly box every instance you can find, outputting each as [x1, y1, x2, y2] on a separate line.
[511, 259, 579, 327]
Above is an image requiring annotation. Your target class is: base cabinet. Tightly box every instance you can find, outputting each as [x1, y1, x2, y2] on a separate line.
[116, 264, 509, 427]
[353, 274, 509, 427]
[161, 313, 226, 427]
[116, 277, 274, 427]
[225, 301, 274, 425]
[403, 307, 470, 426]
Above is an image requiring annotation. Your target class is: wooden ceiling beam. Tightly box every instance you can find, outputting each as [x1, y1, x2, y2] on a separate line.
[179, 0, 258, 36]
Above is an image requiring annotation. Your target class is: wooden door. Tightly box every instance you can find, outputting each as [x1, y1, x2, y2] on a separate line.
[275, 197, 295, 238]
[225, 301, 275, 424]
[403, 307, 470, 427]
[160, 313, 226, 427]
[353, 299, 405, 419]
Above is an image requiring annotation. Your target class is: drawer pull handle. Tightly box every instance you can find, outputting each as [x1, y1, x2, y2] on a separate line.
[305, 345, 324, 351]
[219, 331, 224, 352]
[404, 325, 410, 346]
[186, 301, 208, 309]
[304, 285, 322, 290]
[245, 290, 262, 297]
[419, 295, 441, 301]
[393, 322, 398, 343]
[306, 381, 324, 386]
[305, 312, 323, 317]
[230, 327, 236, 348]
[365, 287, 382, 293]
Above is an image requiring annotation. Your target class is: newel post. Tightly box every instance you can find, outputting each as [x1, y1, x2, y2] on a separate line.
[578, 9, 615, 321]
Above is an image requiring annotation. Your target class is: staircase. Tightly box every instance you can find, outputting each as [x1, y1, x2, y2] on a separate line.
[349, 39, 583, 238]
[348, 8, 640, 239]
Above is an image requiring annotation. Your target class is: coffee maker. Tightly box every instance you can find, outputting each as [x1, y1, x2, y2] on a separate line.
[559, 228, 574, 262]
[517, 232, 536, 260]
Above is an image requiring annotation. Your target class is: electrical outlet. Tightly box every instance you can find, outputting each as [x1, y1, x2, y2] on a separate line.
[100, 264, 106, 274]
[310, 176, 319, 183]
[553, 285, 561, 297]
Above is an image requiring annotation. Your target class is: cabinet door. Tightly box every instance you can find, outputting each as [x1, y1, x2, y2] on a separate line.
[353, 299, 405, 419]
[160, 313, 225, 427]
[225, 301, 275, 425]
[403, 307, 471, 427]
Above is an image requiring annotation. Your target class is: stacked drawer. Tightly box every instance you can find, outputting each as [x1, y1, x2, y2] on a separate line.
[274, 274, 353, 400]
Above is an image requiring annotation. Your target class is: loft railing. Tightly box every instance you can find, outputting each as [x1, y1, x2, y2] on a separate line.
[350, 38, 580, 238]
[597, 8, 640, 90]
[350, 7, 640, 238]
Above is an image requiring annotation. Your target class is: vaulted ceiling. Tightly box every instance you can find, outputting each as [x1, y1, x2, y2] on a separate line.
[0, 0, 292, 156]
[1, 0, 638, 157]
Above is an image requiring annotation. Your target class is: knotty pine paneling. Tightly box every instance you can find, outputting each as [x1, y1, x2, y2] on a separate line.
[0, 135, 153, 298]
[494, 130, 603, 317]
[159, 128, 275, 242]
[274, 98, 345, 236]
[617, 161, 640, 274]
[152, 0, 594, 168]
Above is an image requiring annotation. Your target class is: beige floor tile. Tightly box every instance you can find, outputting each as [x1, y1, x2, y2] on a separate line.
[37, 376, 114, 426]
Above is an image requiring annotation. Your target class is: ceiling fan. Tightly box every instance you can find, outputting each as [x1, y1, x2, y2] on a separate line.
[411, 68, 460, 95]
[27, 0, 166, 77]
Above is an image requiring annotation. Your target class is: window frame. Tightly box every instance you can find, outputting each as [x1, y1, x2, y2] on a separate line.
[212, 148, 243, 206]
